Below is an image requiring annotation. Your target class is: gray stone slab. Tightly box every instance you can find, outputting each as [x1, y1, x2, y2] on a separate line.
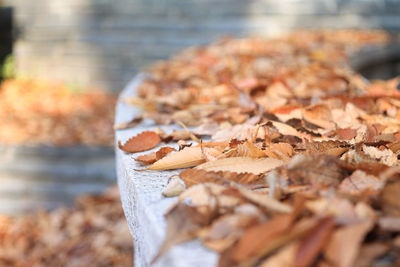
[115, 74, 218, 267]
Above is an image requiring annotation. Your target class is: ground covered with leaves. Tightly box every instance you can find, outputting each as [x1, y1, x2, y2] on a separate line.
[118, 30, 400, 266]
[0, 79, 116, 146]
[0, 186, 133, 267]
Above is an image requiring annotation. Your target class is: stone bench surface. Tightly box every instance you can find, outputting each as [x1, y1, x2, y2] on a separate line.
[115, 74, 218, 267]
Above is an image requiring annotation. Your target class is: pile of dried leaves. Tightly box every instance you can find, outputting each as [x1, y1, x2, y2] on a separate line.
[0, 186, 133, 267]
[0, 79, 116, 146]
[118, 29, 400, 266]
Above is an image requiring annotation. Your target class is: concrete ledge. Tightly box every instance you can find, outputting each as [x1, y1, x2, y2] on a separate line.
[115, 74, 217, 267]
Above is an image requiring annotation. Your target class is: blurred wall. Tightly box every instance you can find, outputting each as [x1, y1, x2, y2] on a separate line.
[10, 0, 400, 92]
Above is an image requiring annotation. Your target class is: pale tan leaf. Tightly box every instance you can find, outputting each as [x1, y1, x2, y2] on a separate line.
[192, 121, 220, 136]
[225, 140, 266, 158]
[302, 104, 334, 129]
[354, 202, 376, 220]
[202, 206, 264, 252]
[306, 197, 356, 218]
[167, 129, 192, 141]
[195, 157, 284, 174]
[135, 146, 176, 165]
[178, 183, 230, 207]
[178, 183, 243, 216]
[270, 121, 302, 137]
[264, 143, 294, 161]
[162, 178, 185, 197]
[212, 124, 260, 142]
[148, 147, 221, 170]
[339, 170, 383, 194]
[233, 186, 293, 213]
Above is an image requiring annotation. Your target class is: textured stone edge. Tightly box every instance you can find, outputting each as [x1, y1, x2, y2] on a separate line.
[115, 74, 217, 267]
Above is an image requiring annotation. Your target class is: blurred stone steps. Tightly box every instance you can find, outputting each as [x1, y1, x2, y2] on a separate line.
[0, 145, 116, 215]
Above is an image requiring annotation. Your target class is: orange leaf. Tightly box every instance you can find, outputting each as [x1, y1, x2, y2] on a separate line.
[295, 217, 335, 267]
[118, 131, 161, 153]
[336, 128, 357, 140]
[230, 214, 294, 263]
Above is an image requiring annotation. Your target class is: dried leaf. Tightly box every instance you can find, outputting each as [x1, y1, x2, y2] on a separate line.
[301, 140, 350, 155]
[135, 146, 176, 165]
[264, 142, 294, 161]
[148, 146, 221, 170]
[178, 183, 237, 210]
[196, 157, 284, 174]
[338, 160, 390, 177]
[179, 169, 264, 188]
[118, 131, 161, 153]
[129, 31, 400, 267]
[221, 216, 321, 266]
[162, 178, 185, 197]
[152, 201, 217, 263]
[235, 186, 293, 213]
[283, 154, 347, 186]
[192, 121, 220, 136]
[167, 129, 192, 141]
[336, 128, 357, 140]
[324, 220, 373, 267]
[227, 214, 294, 263]
[270, 121, 302, 137]
[202, 206, 264, 252]
[225, 140, 266, 158]
[114, 116, 143, 130]
[378, 217, 400, 231]
[339, 170, 383, 194]
[259, 242, 299, 267]
[306, 197, 356, 218]
[295, 217, 335, 267]
[380, 178, 400, 216]
[212, 123, 261, 142]
[367, 124, 387, 142]
[354, 243, 389, 267]
[302, 104, 334, 129]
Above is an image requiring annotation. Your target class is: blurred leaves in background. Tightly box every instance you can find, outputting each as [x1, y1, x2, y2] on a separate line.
[0, 186, 133, 267]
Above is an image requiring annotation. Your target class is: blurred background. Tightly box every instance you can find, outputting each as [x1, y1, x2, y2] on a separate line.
[0, 0, 399, 266]
[2, 0, 400, 91]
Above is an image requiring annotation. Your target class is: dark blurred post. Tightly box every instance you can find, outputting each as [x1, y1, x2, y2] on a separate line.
[0, 1, 12, 81]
